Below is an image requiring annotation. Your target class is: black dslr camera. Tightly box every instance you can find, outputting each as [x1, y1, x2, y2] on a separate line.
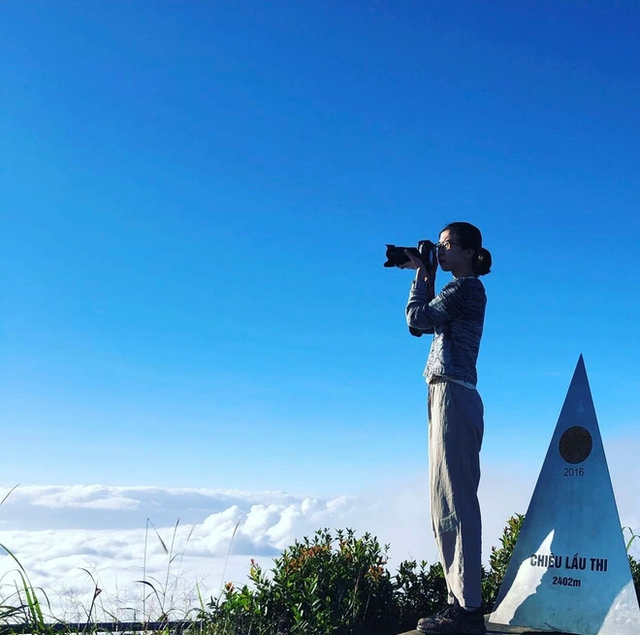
[383, 240, 437, 270]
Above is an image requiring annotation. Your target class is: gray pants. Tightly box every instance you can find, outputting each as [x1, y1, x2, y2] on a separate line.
[428, 378, 484, 610]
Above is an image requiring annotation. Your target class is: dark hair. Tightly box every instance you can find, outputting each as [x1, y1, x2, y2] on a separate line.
[441, 221, 492, 276]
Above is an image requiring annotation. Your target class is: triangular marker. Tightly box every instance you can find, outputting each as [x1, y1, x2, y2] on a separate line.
[489, 355, 640, 635]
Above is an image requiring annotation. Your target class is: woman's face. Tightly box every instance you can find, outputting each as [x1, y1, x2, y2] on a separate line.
[437, 229, 473, 276]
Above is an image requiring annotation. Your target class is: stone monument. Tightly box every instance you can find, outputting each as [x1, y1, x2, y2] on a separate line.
[488, 356, 640, 634]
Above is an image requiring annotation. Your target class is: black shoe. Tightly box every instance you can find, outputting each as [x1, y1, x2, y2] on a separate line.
[416, 602, 486, 634]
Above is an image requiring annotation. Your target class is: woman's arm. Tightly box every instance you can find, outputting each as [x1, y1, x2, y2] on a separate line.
[406, 277, 465, 331]
[403, 249, 437, 333]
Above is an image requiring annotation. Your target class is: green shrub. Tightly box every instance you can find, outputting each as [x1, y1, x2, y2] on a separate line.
[391, 558, 447, 630]
[205, 519, 530, 635]
[204, 528, 446, 635]
[482, 512, 525, 610]
[628, 555, 640, 602]
[203, 514, 530, 634]
[625, 528, 640, 603]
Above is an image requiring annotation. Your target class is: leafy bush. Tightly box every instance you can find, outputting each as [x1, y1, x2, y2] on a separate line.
[629, 555, 640, 602]
[204, 520, 528, 635]
[390, 558, 448, 629]
[625, 528, 640, 603]
[482, 512, 525, 610]
[204, 514, 640, 635]
[205, 528, 445, 635]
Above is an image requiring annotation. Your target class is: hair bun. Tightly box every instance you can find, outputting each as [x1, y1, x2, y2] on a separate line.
[476, 247, 492, 276]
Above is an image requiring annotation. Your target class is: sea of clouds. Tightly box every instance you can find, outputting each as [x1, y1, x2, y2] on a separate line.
[1, 444, 638, 623]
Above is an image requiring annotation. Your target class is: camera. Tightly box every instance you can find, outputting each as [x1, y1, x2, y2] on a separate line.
[383, 240, 437, 269]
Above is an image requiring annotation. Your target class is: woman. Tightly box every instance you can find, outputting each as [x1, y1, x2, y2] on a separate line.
[404, 221, 492, 635]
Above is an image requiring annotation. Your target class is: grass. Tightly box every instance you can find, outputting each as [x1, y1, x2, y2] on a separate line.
[139, 517, 199, 622]
[0, 485, 208, 630]
[624, 526, 640, 552]
[0, 543, 51, 631]
[0, 526, 204, 633]
[0, 485, 52, 630]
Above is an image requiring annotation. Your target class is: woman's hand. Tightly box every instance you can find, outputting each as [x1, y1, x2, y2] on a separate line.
[405, 248, 437, 283]
[404, 249, 426, 279]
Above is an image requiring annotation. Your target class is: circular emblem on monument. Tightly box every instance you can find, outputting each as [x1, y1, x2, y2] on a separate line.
[559, 426, 593, 464]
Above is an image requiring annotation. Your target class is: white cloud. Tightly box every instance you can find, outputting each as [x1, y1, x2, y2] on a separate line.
[0, 486, 371, 622]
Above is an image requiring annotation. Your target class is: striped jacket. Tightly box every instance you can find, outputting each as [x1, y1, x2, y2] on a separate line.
[405, 276, 486, 387]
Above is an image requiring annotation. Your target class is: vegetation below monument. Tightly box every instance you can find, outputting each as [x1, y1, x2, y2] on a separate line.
[203, 515, 640, 635]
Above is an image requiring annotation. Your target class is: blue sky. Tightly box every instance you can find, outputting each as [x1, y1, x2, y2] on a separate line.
[2, 1, 640, 497]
